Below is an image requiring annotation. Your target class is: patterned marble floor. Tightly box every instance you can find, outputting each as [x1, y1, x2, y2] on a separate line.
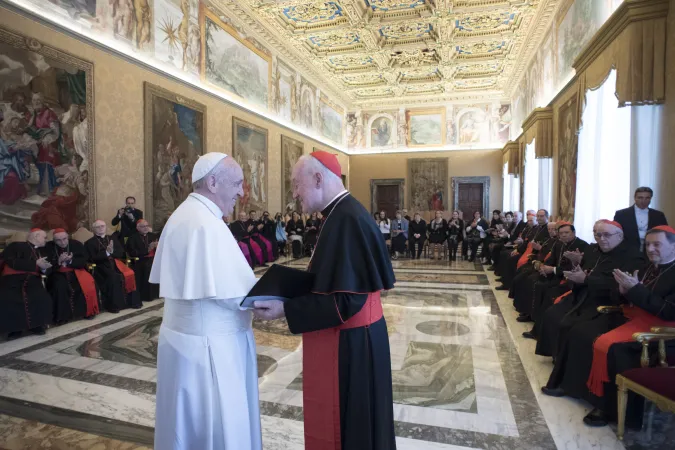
[0, 257, 668, 449]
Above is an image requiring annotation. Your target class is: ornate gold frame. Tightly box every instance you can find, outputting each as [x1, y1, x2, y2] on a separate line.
[406, 108, 447, 148]
[0, 26, 96, 227]
[143, 82, 207, 229]
[232, 117, 269, 216]
[200, 5, 273, 110]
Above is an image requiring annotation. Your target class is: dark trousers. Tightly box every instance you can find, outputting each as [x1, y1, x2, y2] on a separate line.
[291, 240, 302, 258]
[468, 238, 483, 261]
[409, 236, 426, 258]
[448, 236, 460, 259]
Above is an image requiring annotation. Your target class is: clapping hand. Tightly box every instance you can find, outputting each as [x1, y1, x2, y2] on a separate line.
[563, 265, 586, 284]
[613, 269, 640, 295]
[257, 224, 264, 231]
[532, 242, 542, 251]
[149, 241, 159, 250]
[106, 240, 114, 254]
[36, 257, 52, 271]
[514, 237, 524, 246]
[247, 225, 254, 233]
[253, 300, 285, 320]
[563, 249, 583, 266]
[58, 252, 69, 265]
[539, 265, 555, 276]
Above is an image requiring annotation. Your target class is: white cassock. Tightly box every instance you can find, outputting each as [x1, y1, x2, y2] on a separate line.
[150, 192, 262, 450]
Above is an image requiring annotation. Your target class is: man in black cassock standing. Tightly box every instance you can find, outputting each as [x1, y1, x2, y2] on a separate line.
[254, 151, 396, 450]
[126, 220, 159, 302]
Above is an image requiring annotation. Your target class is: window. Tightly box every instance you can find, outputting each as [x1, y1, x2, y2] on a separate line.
[503, 162, 512, 211]
[523, 140, 539, 214]
[538, 158, 553, 215]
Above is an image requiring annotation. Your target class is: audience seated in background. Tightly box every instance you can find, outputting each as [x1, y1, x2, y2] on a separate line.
[261, 212, 278, 260]
[409, 213, 427, 260]
[465, 211, 489, 263]
[496, 210, 548, 290]
[248, 210, 274, 264]
[377, 210, 391, 242]
[305, 212, 321, 254]
[390, 210, 408, 260]
[230, 212, 267, 267]
[614, 187, 668, 253]
[126, 220, 159, 302]
[85, 220, 141, 313]
[447, 211, 464, 261]
[481, 210, 504, 264]
[274, 213, 287, 257]
[286, 211, 305, 259]
[491, 211, 525, 270]
[428, 211, 447, 260]
[0, 229, 53, 339]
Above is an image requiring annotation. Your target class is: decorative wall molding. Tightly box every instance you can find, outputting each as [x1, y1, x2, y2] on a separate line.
[370, 179, 406, 214]
[451, 176, 492, 220]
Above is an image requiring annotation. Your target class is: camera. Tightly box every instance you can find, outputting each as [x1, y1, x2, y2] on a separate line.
[124, 206, 133, 213]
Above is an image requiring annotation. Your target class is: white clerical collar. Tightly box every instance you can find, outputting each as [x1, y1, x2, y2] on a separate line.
[634, 204, 648, 212]
[320, 189, 349, 212]
[189, 193, 224, 219]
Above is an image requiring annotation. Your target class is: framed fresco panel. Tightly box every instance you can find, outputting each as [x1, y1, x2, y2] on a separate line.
[407, 109, 446, 148]
[408, 158, 448, 212]
[281, 135, 303, 214]
[144, 82, 206, 231]
[557, 96, 579, 222]
[319, 95, 343, 144]
[233, 117, 268, 215]
[0, 26, 94, 241]
[201, 6, 272, 110]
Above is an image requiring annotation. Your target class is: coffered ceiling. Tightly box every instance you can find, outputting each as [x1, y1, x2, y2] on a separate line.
[210, 0, 561, 108]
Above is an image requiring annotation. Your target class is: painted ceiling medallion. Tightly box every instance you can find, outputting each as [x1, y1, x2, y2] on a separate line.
[404, 84, 444, 95]
[389, 48, 439, 67]
[327, 55, 377, 72]
[398, 67, 442, 83]
[455, 40, 509, 59]
[307, 31, 363, 53]
[365, 0, 427, 12]
[355, 87, 396, 98]
[454, 78, 497, 90]
[282, 2, 343, 24]
[455, 62, 503, 78]
[378, 22, 434, 42]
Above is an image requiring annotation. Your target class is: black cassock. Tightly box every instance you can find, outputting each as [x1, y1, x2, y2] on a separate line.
[230, 221, 263, 266]
[535, 240, 645, 357]
[126, 232, 160, 302]
[283, 192, 396, 450]
[85, 235, 141, 312]
[305, 218, 321, 248]
[0, 242, 53, 333]
[261, 218, 278, 259]
[45, 240, 97, 322]
[246, 219, 271, 263]
[511, 237, 561, 314]
[493, 220, 526, 271]
[499, 224, 550, 288]
[528, 237, 590, 334]
[547, 261, 675, 426]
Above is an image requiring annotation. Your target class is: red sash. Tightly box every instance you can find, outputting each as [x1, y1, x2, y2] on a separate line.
[59, 267, 99, 317]
[517, 243, 534, 269]
[553, 290, 572, 304]
[302, 292, 384, 450]
[586, 305, 675, 397]
[1, 265, 39, 276]
[113, 259, 136, 293]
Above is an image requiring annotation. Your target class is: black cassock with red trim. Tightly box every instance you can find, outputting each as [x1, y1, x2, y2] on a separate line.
[283, 191, 397, 450]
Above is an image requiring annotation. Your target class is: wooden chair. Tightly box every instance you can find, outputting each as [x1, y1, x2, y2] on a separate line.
[616, 326, 675, 440]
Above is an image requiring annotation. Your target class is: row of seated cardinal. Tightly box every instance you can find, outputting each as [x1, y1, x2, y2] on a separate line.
[487, 186, 673, 431]
[0, 220, 159, 341]
[225, 210, 324, 263]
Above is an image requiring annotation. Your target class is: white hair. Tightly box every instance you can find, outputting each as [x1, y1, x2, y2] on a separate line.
[298, 155, 343, 189]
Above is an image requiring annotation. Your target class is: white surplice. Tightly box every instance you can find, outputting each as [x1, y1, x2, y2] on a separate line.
[150, 193, 261, 450]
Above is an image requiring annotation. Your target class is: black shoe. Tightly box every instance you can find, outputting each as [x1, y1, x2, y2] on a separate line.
[85, 315, 96, 320]
[495, 285, 509, 291]
[522, 331, 536, 340]
[541, 386, 565, 397]
[132, 304, 143, 309]
[516, 314, 532, 323]
[31, 327, 46, 336]
[6, 331, 22, 341]
[108, 309, 120, 314]
[583, 408, 609, 427]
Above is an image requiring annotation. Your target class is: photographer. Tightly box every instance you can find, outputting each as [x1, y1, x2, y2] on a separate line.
[111, 196, 143, 240]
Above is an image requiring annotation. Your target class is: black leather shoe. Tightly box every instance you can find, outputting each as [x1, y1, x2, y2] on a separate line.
[495, 285, 509, 291]
[541, 386, 565, 397]
[516, 314, 532, 323]
[31, 327, 46, 336]
[583, 408, 609, 427]
[522, 331, 536, 340]
[6, 331, 22, 341]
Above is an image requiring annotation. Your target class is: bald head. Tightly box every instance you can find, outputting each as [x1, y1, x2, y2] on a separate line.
[93, 220, 106, 237]
[54, 231, 69, 248]
[594, 220, 624, 252]
[28, 229, 47, 248]
[193, 158, 244, 216]
[292, 155, 345, 214]
[137, 220, 150, 235]
[547, 222, 557, 237]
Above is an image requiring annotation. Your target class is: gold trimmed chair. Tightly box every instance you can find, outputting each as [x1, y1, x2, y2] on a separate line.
[616, 326, 675, 440]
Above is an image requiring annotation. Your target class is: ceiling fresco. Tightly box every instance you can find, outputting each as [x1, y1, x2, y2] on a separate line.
[210, 0, 561, 107]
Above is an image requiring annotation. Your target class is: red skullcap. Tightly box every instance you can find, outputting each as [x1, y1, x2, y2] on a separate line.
[652, 225, 675, 235]
[556, 221, 573, 229]
[53, 228, 67, 234]
[137, 219, 149, 226]
[311, 150, 342, 178]
[30, 228, 42, 232]
[598, 219, 623, 230]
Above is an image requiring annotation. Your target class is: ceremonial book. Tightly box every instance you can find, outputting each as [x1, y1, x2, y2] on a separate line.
[240, 264, 315, 308]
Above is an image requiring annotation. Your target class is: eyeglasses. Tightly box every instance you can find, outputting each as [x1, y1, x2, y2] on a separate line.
[594, 232, 621, 240]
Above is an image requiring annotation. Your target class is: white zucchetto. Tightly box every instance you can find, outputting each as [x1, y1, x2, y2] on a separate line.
[191, 152, 228, 183]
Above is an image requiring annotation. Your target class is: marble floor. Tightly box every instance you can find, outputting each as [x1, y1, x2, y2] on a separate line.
[0, 256, 670, 449]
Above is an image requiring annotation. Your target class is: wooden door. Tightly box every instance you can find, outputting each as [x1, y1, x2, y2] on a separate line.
[376, 185, 400, 218]
[457, 183, 483, 220]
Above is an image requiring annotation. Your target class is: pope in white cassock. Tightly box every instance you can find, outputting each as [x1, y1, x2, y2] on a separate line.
[150, 152, 262, 450]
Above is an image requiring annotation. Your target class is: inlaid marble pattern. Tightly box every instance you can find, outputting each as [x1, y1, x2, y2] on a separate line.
[4, 260, 640, 449]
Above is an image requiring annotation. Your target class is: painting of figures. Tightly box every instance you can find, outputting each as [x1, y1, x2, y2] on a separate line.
[408, 158, 448, 212]
[457, 108, 490, 145]
[274, 59, 296, 123]
[144, 83, 205, 230]
[281, 135, 303, 214]
[408, 109, 445, 147]
[319, 97, 343, 144]
[154, 0, 201, 75]
[370, 116, 394, 147]
[202, 7, 270, 110]
[557, 97, 578, 222]
[300, 83, 315, 130]
[495, 104, 511, 142]
[0, 27, 94, 241]
[233, 118, 268, 214]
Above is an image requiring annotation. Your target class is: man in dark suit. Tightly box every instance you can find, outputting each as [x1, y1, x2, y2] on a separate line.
[613, 187, 668, 252]
[111, 196, 143, 240]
